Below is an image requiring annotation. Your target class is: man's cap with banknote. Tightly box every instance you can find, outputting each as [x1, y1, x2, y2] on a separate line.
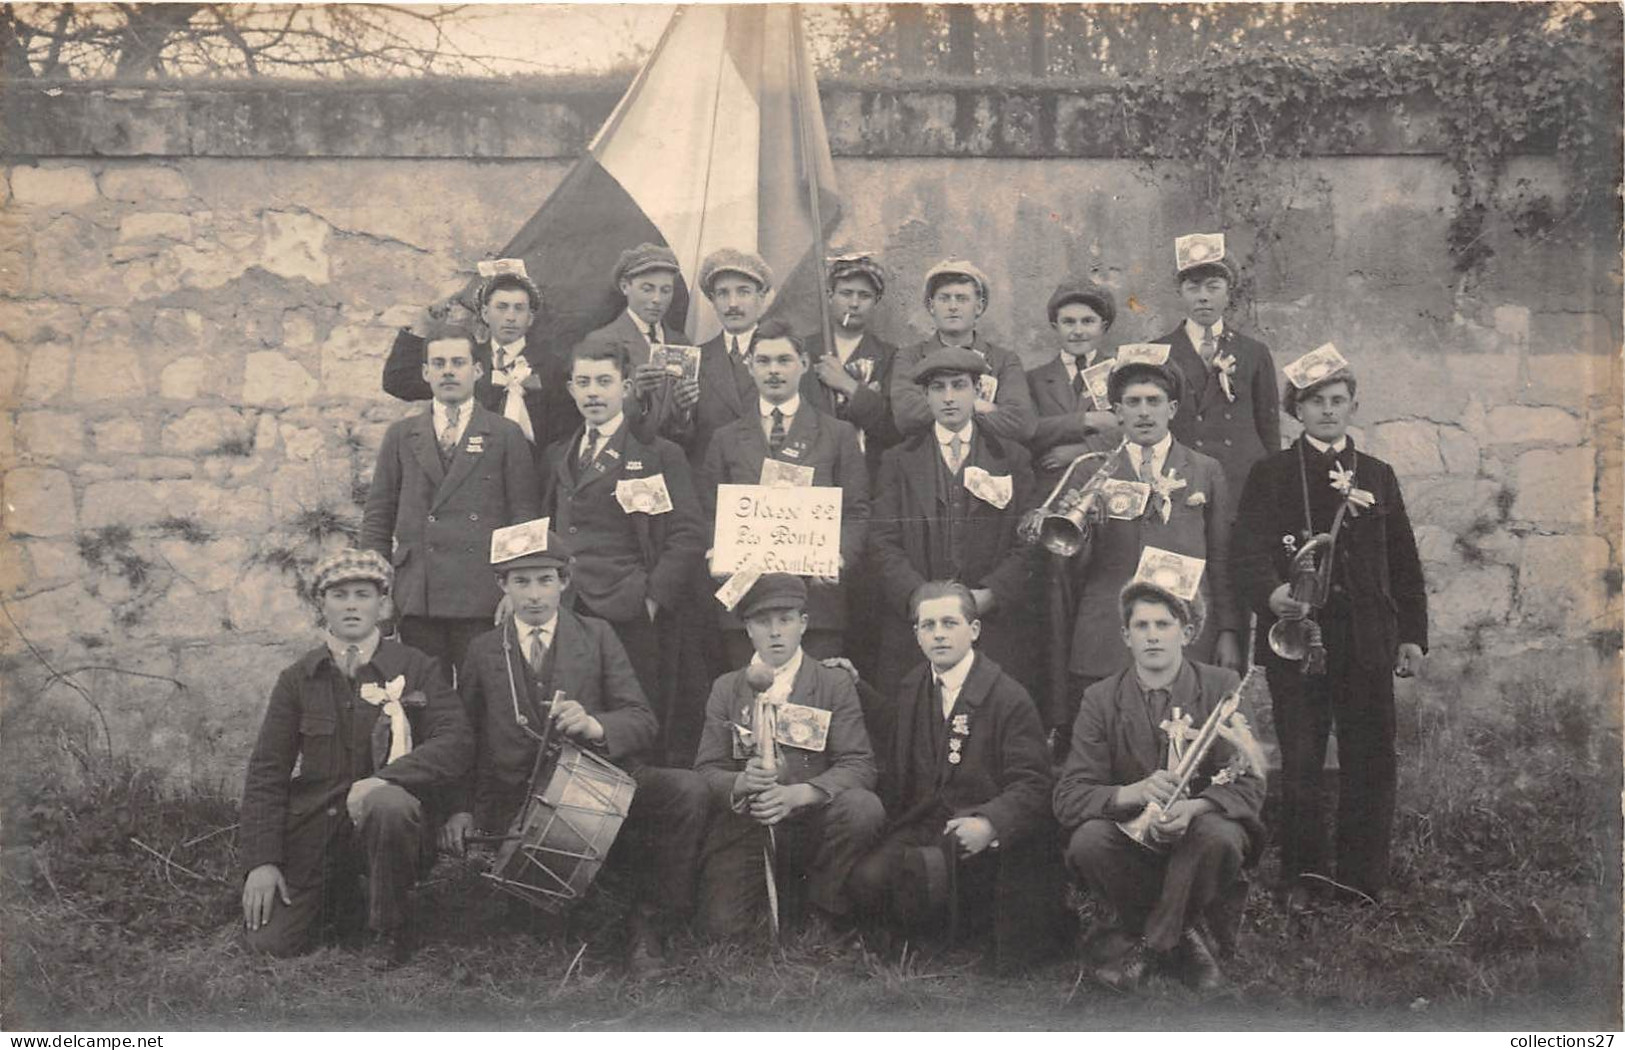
[613, 243, 681, 286]
[913, 345, 992, 387]
[490, 518, 572, 573]
[737, 573, 807, 618]
[1281, 342, 1356, 414]
[1107, 342, 1183, 404]
[476, 258, 542, 310]
[1123, 547, 1208, 632]
[827, 251, 887, 298]
[1174, 232, 1237, 285]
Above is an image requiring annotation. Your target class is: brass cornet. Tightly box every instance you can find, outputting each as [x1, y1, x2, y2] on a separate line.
[1116, 668, 1260, 852]
[1019, 439, 1129, 559]
[1267, 500, 1349, 675]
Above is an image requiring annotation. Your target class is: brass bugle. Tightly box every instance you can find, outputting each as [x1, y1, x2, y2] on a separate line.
[1025, 439, 1128, 557]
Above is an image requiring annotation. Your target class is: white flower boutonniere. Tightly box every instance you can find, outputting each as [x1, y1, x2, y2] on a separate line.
[1213, 351, 1238, 402]
[1329, 464, 1376, 515]
[1149, 468, 1188, 524]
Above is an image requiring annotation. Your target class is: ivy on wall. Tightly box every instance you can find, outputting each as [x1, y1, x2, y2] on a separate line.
[1108, 32, 1621, 282]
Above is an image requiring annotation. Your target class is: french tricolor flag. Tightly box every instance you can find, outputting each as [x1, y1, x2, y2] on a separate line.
[500, 5, 841, 353]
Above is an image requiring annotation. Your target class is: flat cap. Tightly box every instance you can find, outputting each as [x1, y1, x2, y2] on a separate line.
[738, 572, 807, 618]
[310, 548, 393, 597]
[922, 258, 990, 305]
[699, 248, 773, 296]
[490, 518, 573, 572]
[912, 345, 992, 386]
[827, 252, 886, 297]
[613, 243, 681, 286]
[1046, 280, 1116, 327]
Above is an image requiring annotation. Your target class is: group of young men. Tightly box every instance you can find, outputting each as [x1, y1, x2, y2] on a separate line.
[238, 233, 1429, 992]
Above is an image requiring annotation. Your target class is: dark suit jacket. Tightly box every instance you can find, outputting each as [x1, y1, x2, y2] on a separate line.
[239, 640, 472, 887]
[885, 654, 1053, 849]
[381, 330, 579, 452]
[361, 402, 544, 620]
[1068, 438, 1238, 679]
[1053, 660, 1264, 856]
[574, 311, 693, 444]
[1026, 352, 1123, 490]
[699, 404, 870, 632]
[694, 655, 878, 809]
[1233, 438, 1428, 671]
[660, 331, 810, 465]
[802, 330, 903, 483]
[543, 421, 705, 624]
[890, 333, 1037, 443]
[454, 612, 658, 831]
[1159, 323, 1280, 520]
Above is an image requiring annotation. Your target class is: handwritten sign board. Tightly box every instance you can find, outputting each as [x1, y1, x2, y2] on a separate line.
[712, 484, 842, 578]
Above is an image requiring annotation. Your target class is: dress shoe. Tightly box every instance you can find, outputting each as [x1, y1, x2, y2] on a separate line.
[1173, 927, 1222, 992]
[1092, 938, 1154, 992]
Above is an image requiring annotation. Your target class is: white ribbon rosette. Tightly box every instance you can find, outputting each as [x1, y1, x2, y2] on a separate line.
[359, 675, 414, 765]
[492, 355, 534, 442]
[1213, 350, 1238, 402]
[1329, 464, 1376, 514]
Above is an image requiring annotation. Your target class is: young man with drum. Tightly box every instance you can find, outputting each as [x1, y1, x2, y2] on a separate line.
[1054, 580, 1264, 992]
[692, 573, 884, 939]
[239, 549, 473, 967]
[443, 520, 709, 976]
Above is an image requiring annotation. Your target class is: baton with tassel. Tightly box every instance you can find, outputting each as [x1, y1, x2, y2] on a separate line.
[744, 664, 782, 940]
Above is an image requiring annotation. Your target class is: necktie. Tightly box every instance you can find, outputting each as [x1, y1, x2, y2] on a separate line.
[528, 627, 549, 674]
[934, 677, 949, 720]
[947, 434, 965, 473]
[1133, 443, 1148, 480]
[439, 402, 461, 454]
[768, 408, 787, 453]
[1199, 325, 1217, 365]
[1070, 366, 1086, 400]
[494, 346, 507, 372]
[730, 335, 741, 362]
[342, 645, 360, 679]
[647, 323, 658, 345]
[578, 427, 600, 472]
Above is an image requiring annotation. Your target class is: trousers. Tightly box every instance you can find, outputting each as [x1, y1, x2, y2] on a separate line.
[1065, 813, 1246, 953]
[244, 782, 428, 957]
[697, 787, 884, 938]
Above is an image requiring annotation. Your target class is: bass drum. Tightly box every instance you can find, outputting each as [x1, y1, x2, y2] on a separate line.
[483, 741, 637, 911]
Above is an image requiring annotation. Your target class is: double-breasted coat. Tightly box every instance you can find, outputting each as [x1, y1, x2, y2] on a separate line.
[1158, 323, 1280, 523]
[361, 402, 544, 621]
[239, 640, 473, 888]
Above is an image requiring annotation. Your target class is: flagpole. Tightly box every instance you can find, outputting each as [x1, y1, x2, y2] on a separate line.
[790, 7, 835, 361]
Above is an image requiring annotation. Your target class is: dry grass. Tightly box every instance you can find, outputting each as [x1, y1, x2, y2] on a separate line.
[1, 688, 1619, 1032]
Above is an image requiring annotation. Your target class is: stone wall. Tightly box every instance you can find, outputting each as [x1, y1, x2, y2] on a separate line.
[1, 81, 1618, 791]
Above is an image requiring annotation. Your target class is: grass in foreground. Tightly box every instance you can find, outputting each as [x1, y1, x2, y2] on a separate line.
[1, 691, 1619, 1031]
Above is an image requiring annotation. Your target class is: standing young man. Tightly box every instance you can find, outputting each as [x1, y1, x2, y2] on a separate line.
[575, 242, 693, 442]
[382, 268, 578, 454]
[1055, 580, 1264, 992]
[1027, 279, 1122, 491]
[1062, 350, 1242, 745]
[444, 521, 710, 976]
[869, 346, 1041, 696]
[1155, 234, 1280, 524]
[545, 340, 706, 760]
[362, 333, 544, 678]
[889, 259, 1037, 443]
[1233, 346, 1426, 906]
[698, 320, 869, 669]
[240, 549, 472, 966]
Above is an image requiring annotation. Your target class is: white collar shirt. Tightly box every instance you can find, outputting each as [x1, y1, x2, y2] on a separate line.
[934, 421, 975, 470]
[726, 325, 758, 361]
[626, 309, 665, 346]
[579, 412, 625, 458]
[759, 395, 801, 441]
[519, 614, 558, 661]
[492, 341, 526, 372]
[1185, 317, 1226, 352]
[325, 629, 381, 673]
[1304, 434, 1349, 456]
[1129, 432, 1173, 480]
[933, 649, 976, 720]
[432, 398, 474, 446]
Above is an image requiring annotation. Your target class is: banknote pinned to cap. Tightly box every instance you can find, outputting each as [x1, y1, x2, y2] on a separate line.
[1283, 342, 1352, 389]
[490, 517, 571, 570]
[477, 258, 530, 280]
[1132, 546, 1206, 603]
[1112, 343, 1172, 369]
[1174, 233, 1227, 271]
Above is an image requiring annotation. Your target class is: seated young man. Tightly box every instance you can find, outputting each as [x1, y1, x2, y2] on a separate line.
[848, 581, 1062, 973]
[693, 573, 884, 939]
[239, 549, 473, 966]
[442, 520, 709, 977]
[1054, 581, 1264, 992]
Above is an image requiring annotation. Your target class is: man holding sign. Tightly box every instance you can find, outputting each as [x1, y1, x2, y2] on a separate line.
[699, 320, 870, 670]
[543, 340, 706, 758]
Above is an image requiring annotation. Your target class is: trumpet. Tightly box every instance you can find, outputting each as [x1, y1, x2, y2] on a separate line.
[1116, 667, 1260, 852]
[1019, 439, 1129, 558]
[1267, 501, 1349, 676]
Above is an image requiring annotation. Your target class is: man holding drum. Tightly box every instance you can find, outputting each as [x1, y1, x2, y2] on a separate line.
[443, 520, 709, 977]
